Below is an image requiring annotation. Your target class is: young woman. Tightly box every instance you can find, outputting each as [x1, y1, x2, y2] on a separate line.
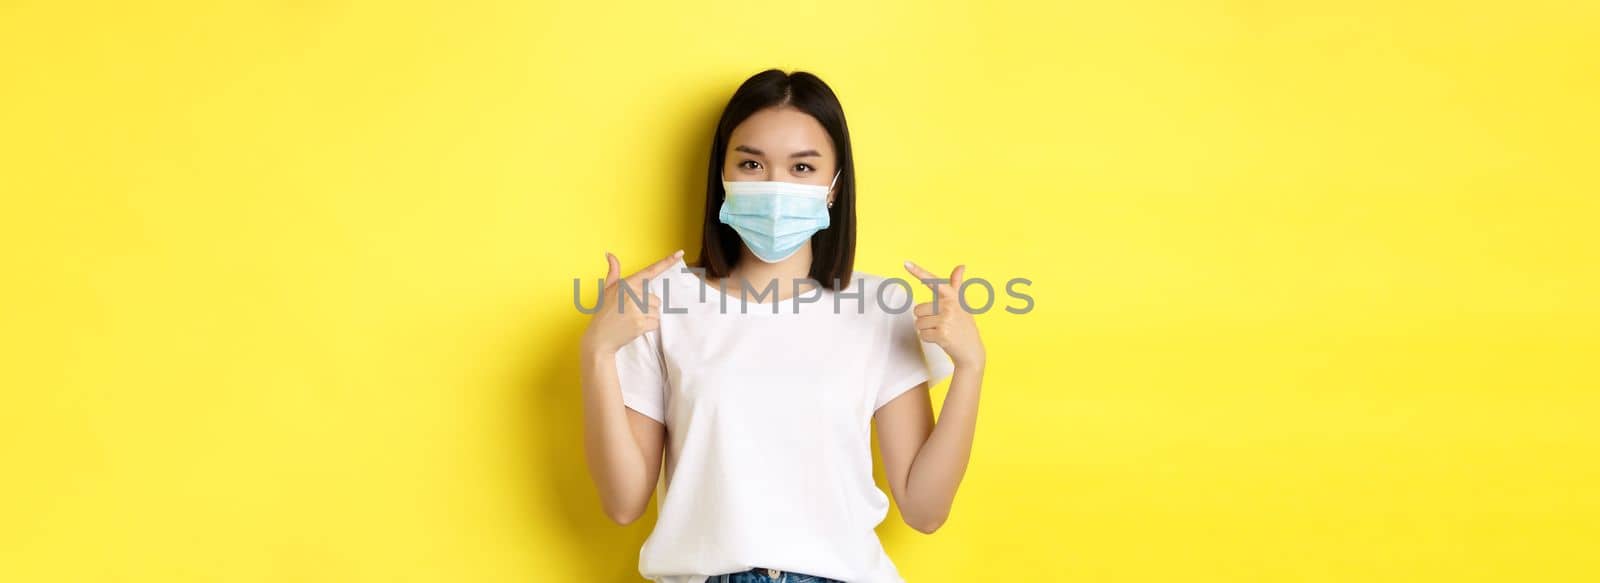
[580, 69, 985, 583]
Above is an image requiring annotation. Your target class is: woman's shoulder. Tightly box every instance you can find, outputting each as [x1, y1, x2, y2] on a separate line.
[652, 257, 703, 294]
[832, 270, 918, 315]
[839, 269, 915, 293]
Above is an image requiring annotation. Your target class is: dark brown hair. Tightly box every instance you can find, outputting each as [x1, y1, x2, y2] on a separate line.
[694, 69, 857, 290]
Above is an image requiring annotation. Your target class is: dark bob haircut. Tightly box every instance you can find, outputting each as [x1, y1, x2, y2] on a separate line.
[694, 69, 857, 290]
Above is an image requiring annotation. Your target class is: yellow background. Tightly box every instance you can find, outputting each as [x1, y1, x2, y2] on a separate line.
[3, 1, 1597, 581]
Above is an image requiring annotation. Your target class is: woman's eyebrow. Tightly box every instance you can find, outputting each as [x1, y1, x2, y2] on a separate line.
[732, 145, 821, 158]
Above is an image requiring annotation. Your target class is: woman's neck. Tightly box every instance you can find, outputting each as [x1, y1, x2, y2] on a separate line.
[726, 244, 818, 300]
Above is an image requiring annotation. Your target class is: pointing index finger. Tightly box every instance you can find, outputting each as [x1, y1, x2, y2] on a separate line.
[904, 260, 950, 293]
[626, 249, 686, 284]
[903, 260, 937, 281]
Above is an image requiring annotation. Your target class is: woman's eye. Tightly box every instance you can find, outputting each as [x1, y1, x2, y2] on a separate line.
[739, 160, 761, 170]
[793, 163, 813, 173]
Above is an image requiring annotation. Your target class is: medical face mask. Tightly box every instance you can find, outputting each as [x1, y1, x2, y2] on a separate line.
[718, 171, 840, 263]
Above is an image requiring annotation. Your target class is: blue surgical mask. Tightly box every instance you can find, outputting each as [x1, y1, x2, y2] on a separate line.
[718, 171, 840, 263]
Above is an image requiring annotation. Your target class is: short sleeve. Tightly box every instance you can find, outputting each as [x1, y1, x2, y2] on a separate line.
[874, 282, 957, 412]
[615, 328, 667, 424]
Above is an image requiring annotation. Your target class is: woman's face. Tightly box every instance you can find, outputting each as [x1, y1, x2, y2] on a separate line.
[723, 105, 839, 203]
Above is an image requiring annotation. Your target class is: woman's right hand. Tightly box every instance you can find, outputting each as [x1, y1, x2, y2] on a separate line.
[581, 249, 684, 356]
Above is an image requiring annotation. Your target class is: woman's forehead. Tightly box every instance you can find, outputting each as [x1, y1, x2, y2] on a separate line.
[729, 107, 834, 154]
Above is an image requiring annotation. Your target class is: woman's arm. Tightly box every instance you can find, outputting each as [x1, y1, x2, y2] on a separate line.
[875, 362, 984, 533]
[581, 347, 666, 525]
[875, 261, 987, 533]
[579, 250, 681, 525]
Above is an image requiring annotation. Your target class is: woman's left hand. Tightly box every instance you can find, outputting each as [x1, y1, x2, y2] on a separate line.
[904, 261, 986, 369]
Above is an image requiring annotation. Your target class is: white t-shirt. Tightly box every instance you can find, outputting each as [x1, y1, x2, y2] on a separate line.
[613, 257, 955, 583]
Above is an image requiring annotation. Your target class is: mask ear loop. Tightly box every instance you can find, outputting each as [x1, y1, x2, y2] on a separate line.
[827, 170, 841, 208]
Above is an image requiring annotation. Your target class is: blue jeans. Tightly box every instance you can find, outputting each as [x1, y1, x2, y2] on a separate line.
[709, 567, 844, 583]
